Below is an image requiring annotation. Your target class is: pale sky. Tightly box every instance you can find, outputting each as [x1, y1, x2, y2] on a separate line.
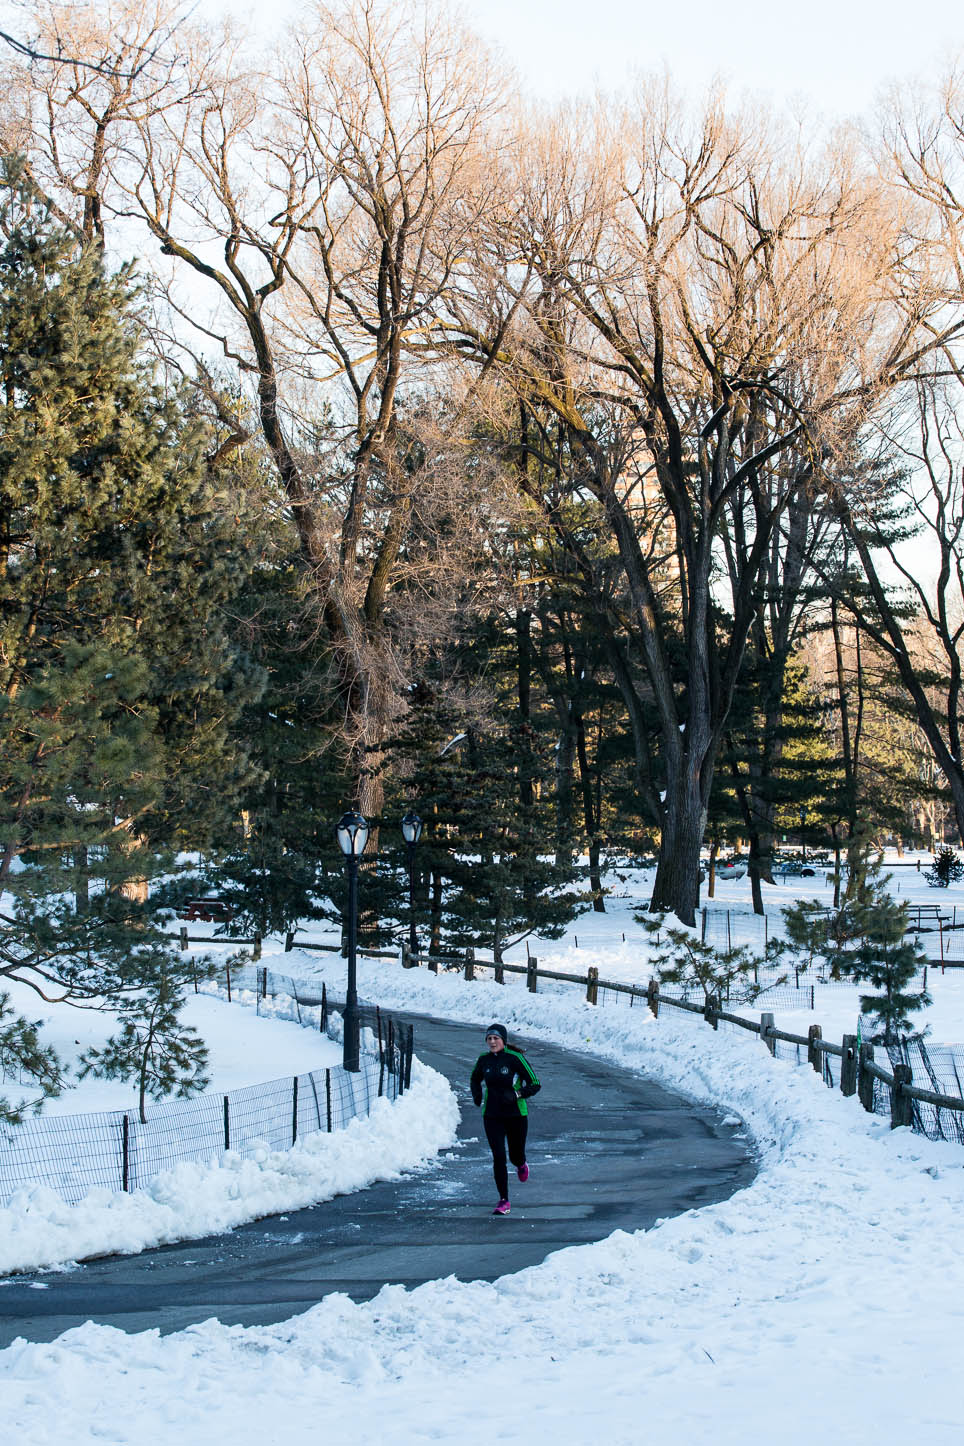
[220, 0, 964, 120]
[460, 0, 961, 117]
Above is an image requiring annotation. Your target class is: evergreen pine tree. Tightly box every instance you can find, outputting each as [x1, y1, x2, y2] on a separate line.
[0, 160, 263, 1095]
[385, 673, 586, 961]
[639, 912, 787, 1007]
[0, 990, 63, 1124]
[925, 846, 964, 888]
[783, 851, 929, 1043]
[79, 959, 211, 1123]
[194, 558, 349, 936]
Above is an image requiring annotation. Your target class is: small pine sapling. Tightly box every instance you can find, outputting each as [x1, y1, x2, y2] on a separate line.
[80, 970, 210, 1123]
[843, 887, 931, 1044]
[0, 992, 63, 1124]
[640, 914, 787, 1007]
[783, 857, 930, 1043]
[925, 846, 964, 889]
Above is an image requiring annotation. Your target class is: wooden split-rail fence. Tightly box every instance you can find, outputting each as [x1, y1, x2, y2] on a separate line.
[173, 926, 964, 1136]
[396, 944, 964, 1136]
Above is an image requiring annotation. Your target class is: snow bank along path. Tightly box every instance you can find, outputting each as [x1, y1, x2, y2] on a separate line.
[0, 1055, 459, 1276]
[3, 955, 963, 1444]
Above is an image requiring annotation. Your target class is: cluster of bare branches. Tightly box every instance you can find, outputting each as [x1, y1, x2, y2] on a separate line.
[5, 0, 964, 920]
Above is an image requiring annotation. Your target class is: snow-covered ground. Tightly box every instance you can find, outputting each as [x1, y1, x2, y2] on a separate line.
[2, 854, 964, 1443]
[1, 979, 344, 1114]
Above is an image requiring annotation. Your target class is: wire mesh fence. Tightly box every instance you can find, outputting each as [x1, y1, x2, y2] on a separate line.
[881, 1038, 964, 1144]
[0, 970, 414, 1208]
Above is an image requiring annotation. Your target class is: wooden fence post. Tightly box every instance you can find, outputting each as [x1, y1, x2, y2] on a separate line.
[807, 1024, 823, 1073]
[527, 956, 538, 993]
[858, 1043, 876, 1112]
[586, 966, 599, 1005]
[179, 927, 188, 952]
[647, 978, 660, 1018]
[891, 1063, 914, 1129]
[760, 1011, 776, 1056]
[464, 947, 475, 981]
[840, 1034, 858, 1096]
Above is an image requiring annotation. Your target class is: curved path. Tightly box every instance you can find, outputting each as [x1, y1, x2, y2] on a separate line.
[0, 1013, 755, 1346]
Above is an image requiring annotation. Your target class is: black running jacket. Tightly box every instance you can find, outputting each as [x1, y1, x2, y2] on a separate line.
[470, 1047, 541, 1117]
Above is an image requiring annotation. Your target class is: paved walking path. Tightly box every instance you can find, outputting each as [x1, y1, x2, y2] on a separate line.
[0, 1013, 755, 1345]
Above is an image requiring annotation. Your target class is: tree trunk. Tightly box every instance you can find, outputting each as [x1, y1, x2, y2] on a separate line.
[118, 833, 149, 904]
[554, 721, 576, 869]
[650, 772, 707, 926]
[574, 712, 604, 910]
[748, 841, 765, 916]
[429, 867, 443, 954]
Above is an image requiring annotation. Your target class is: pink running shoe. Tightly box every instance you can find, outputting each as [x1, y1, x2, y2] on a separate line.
[492, 1199, 511, 1215]
[517, 1163, 529, 1183]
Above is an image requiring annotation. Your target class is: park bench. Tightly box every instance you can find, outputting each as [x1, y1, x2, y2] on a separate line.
[905, 903, 951, 932]
[176, 897, 235, 923]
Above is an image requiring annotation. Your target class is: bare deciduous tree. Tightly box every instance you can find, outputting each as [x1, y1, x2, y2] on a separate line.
[8, 0, 506, 819]
[451, 87, 959, 922]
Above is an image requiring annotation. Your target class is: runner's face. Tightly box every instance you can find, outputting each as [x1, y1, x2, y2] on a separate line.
[485, 1034, 505, 1053]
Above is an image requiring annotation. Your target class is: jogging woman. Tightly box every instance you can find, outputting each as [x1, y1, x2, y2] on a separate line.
[470, 1023, 541, 1216]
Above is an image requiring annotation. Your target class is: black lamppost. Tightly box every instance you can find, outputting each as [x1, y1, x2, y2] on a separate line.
[799, 806, 808, 866]
[336, 809, 369, 1071]
[401, 811, 422, 962]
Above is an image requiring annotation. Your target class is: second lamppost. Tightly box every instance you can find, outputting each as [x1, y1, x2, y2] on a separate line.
[401, 811, 422, 962]
[336, 809, 369, 1072]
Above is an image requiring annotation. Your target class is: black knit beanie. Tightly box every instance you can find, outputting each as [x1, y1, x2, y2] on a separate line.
[484, 1023, 508, 1044]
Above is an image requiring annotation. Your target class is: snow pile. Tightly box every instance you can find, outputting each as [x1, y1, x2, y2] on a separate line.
[0, 1057, 458, 1275]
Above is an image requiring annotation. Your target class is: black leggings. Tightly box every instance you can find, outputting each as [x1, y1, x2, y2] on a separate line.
[483, 1112, 528, 1200]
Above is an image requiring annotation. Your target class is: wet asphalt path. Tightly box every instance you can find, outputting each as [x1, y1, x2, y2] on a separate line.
[0, 1013, 755, 1345]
